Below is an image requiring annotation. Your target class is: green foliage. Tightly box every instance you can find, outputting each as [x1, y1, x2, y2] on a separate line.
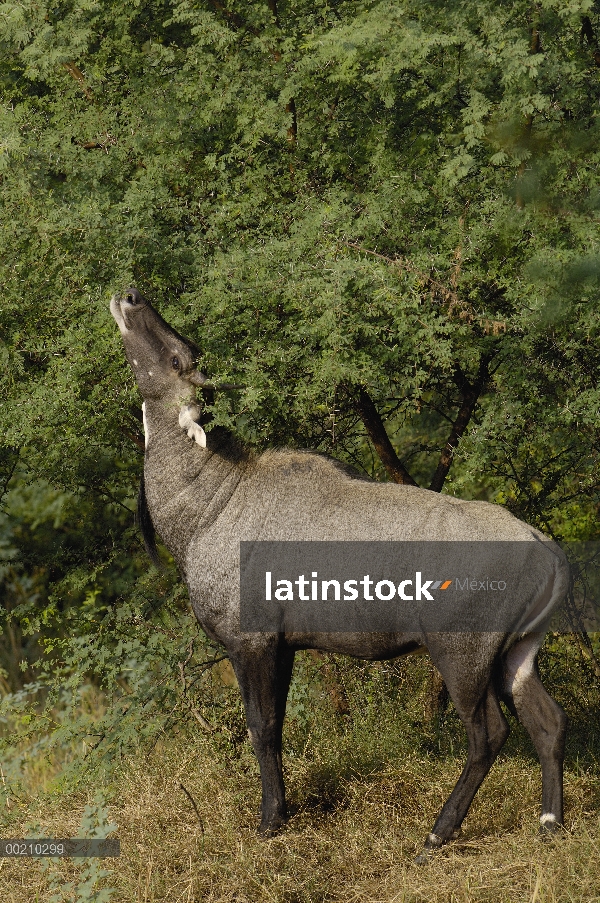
[1, 0, 598, 520]
[36, 795, 118, 902]
[0, 0, 599, 785]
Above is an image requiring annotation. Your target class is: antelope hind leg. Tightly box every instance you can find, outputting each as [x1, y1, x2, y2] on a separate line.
[504, 635, 567, 835]
[417, 682, 509, 862]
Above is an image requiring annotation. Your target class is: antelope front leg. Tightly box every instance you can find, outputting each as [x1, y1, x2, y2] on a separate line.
[230, 644, 295, 833]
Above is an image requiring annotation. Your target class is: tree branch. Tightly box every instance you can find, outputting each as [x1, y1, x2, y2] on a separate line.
[581, 16, 600, 67]
[63, 62, 93, 101]
[120, 427, 145, 453]
[530, 4, 542, 55]
[207, 0, 249, 32]
[355, 389, 417, 486]
[429, 355, 491, 493]
[516, 6, 544, 206]
[342, 240, 454, 298]
[0, 450, 19, 507]
[286, 97, 297, 145]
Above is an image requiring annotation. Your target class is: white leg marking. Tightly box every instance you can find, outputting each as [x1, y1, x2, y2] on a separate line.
[505, 635, 542, 696]
[540, 813, 557, 827]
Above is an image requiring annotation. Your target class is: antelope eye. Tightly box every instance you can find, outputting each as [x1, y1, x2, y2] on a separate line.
[171, 356, 180, 370]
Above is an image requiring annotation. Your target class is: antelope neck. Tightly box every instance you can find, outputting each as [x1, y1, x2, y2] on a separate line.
[142, 397, 247, 569]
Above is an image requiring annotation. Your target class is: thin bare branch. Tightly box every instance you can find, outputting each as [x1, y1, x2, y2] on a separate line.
[180, 783, 205, 832]
[429, 355, 492, 493]
[342, 240, 463, 308]
[63, 62, 93, 101]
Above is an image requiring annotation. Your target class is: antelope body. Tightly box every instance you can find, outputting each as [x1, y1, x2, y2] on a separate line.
[111, 288, 568, 857]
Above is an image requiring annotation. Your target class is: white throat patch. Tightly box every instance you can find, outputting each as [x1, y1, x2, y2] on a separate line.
[142, 402, 149, 448]
[179, 403, 207, 448]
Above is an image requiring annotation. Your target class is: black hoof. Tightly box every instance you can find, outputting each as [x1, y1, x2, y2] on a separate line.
[415, 832, 445, 864]
[538, 817, 562, 841]
[258, 814, 288, 837]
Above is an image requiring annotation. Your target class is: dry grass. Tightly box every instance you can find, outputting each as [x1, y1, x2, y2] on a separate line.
[1, 653, 600, 902]
[2, 726, 600, 902]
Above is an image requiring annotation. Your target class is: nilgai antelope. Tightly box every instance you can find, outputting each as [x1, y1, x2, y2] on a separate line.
[111, 288, 568, 858]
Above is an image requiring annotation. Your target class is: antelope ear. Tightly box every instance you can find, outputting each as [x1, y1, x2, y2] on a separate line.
[188, 370, 209, 387]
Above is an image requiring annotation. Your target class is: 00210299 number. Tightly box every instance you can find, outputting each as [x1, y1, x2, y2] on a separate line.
[1, 841, 65, 856]
[0, 838, 120, 857]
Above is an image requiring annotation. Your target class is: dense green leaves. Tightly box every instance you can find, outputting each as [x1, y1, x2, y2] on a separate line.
[1, 1, 599, 503]
[0, 0, 599, 760]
